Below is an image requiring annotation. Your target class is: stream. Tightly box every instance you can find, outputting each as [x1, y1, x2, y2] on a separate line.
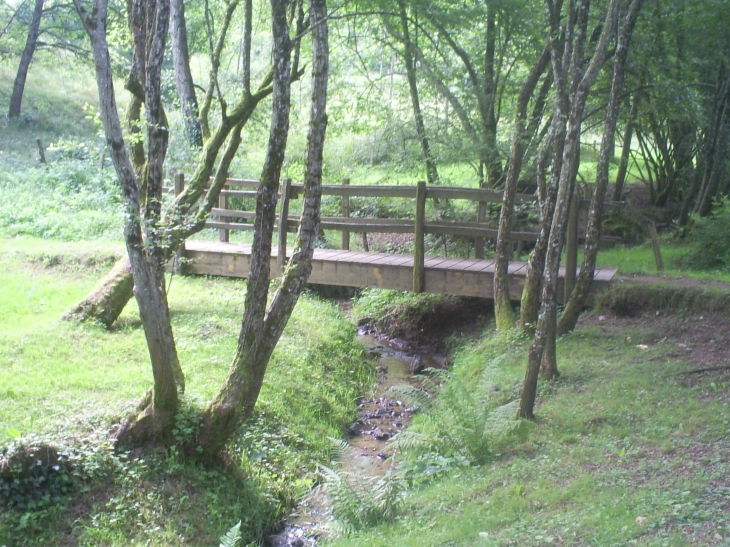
[266, 330, 440, 547]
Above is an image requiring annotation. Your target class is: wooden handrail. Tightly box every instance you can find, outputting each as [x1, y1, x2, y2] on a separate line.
[167, 175, 626, 276]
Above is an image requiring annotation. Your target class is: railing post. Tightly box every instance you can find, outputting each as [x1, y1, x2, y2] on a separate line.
[475, 198, 486, 259]
[564, 189, 579, 303]
[341, 177, 350, 250]
[218, 180, 229, 243]
[277, 177, 292, 273]
[413, 180, 426, 293]
[173, 173, 185, 275]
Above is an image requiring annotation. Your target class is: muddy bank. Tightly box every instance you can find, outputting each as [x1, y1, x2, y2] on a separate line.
[358, 296, 493, 354]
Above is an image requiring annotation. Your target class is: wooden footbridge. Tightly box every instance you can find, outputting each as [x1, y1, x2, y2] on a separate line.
[173, 176, 619, 304]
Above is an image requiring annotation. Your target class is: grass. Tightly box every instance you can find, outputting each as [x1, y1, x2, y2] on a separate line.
[591, 238, 730, 284]
[327, 314, 730, 547]
[0, 236, 375, 546]
[0, 56, 103, 161]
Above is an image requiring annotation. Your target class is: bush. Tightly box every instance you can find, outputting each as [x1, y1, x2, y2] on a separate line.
[679, 198, 730, 271]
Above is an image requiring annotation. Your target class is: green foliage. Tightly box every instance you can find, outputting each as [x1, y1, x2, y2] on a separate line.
[320, 452, 407, 535]
[679, 198, 730, 271]
[0, 238, 374, 545]
[353, 289, 445, 325]
[218, 520, 242, 547]
[328, 308, 730, 547]
[390, 367, 524, 468]
[0, 157, 123, 240]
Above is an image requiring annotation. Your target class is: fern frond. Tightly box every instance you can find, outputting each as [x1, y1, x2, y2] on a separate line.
[218, 521, 242, 547]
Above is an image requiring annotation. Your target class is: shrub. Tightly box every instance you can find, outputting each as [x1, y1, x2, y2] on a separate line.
[679, 198, 730, 271]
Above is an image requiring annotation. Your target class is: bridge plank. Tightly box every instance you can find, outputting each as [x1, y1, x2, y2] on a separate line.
[181, 240, 615, 305]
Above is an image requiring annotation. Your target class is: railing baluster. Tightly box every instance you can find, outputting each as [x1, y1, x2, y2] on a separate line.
[341, 177, 350, 250]
[277, 177, 292, 272]
[413, 180, 426, 293]
[219, 182, 229, 243]
[475, 198, 486, 259]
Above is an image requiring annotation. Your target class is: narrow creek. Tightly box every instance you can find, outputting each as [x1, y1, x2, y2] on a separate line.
[266, 330, 440, 547]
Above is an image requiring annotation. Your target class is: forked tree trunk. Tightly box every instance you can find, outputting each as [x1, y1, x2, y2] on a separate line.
[64, 66, 274, 328]
[519, 0, 619, 419]
[75, 0, 183, 445]
[9, 0, 44, 118]
[493, 45, 550, 331]
[558, 0, 644, 336]
[197, 0, 328, 460]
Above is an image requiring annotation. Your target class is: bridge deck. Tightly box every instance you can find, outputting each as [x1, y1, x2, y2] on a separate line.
[183, 240, 617, 304]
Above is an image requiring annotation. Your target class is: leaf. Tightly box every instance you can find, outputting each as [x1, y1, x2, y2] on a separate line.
[219, 521, 242, 547]
[7, 428, 21, 438]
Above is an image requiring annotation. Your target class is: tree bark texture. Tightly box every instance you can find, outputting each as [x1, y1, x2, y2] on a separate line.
[170, 0, 203, 147]
[9, 0, 44, 118]
[197, 0, 329, 461]
[493, 45, 550, 331]
[519, 0, 619, 419]
[75, 0, 183, 445]
[62, 257, 134, 327]
[558, 0, 644, 336]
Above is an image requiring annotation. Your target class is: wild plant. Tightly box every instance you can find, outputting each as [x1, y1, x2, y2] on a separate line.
[390, 360, 524, 468]
[318, 439, 407, 535]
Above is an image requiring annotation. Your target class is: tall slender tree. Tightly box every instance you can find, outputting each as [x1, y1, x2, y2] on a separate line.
[8, 0, 44, 118]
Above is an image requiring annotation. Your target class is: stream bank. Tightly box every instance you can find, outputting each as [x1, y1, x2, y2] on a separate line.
[266, 295, 493, 547]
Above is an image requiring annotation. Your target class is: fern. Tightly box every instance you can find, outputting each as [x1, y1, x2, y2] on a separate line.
[319, 463, 406, 534]
[218, 521, 242, 547]
[390, 362, 522, 467]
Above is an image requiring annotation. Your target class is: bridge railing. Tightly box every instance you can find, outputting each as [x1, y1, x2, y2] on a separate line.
[169, 174, 623, 295]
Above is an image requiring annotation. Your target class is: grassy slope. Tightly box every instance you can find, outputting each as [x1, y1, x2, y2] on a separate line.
[0, 237, 374, 546]
[327, 316, 729, 547]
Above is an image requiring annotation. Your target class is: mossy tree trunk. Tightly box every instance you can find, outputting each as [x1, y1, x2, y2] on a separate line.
[558, 0, 645, 336]
[493, 45, 551, 331]
[197, 0, 329, 460]
[62, 257, 134, 328]
[520, 0, 619, 418]
[75, 0, 182, 443]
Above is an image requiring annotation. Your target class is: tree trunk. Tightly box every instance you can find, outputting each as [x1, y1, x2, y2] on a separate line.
[494, 45, 550, 331]
[558, 0, 644, 336]
[9, 0, 44, 118]
[520, 109, 561, 337]
[170, 0, 203, 147]
[75, 0, 183, 446]
[519, 0, 619, 420]
[396, 0, 439, 186]
[611, 94, 639, 201]
[63, 257, 134, 327]
[198, 0, 329, 461]
[64, 67, 275, 328]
